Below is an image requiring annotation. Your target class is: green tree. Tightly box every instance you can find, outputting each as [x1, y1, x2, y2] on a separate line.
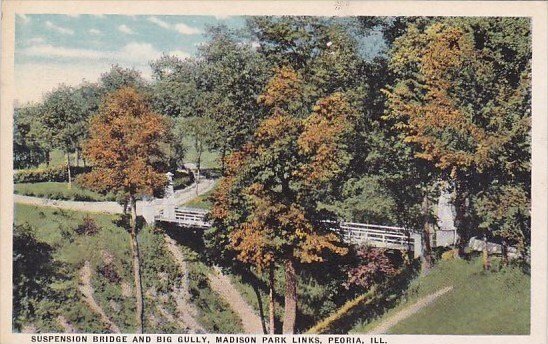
[13, 105, 49, 169]
[39, 85, 91, 188]
[196, 25, 271, 172]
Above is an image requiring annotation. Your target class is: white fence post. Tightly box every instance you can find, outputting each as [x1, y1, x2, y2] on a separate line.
[142, 201, 156, 225]
[412, 233, 422, 259]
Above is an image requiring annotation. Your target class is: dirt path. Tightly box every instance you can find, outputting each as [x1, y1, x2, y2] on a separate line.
[367, 286, 453, 334]
[79, 261, 121, 333]
[13, 178, 216, 214]
[207, 267, 264, 334]
[162, 235, 206, 333]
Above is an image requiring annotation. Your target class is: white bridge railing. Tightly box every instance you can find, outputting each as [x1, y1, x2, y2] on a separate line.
[154, 207, 422, 257]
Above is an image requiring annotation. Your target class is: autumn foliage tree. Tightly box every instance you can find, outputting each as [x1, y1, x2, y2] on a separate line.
[78, 87, 170, 333]
[209, 67, 356, 334]
[384, 19, 531, 261]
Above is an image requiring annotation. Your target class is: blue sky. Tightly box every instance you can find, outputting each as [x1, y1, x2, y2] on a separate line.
[15, 14, 245, 104]
[15, 14, 385, 105]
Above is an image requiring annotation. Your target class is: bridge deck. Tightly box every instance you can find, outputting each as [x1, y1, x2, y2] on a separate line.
[154, 206, 422, 257]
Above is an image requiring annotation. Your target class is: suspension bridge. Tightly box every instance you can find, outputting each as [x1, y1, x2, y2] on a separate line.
[152, 205, 423, 258]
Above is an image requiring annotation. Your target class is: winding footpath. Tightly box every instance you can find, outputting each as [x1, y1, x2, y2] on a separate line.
[207, 268, 264, 334]
[367, 286, 454, 334]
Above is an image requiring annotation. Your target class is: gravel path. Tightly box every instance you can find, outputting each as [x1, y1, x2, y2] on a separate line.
[207, 267, 264, 334]
[13, 179, 216, 215]
[79, 261, 121, 333]
[367, 286, 453, 334]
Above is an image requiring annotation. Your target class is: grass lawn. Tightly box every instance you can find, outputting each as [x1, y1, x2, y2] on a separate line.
[182, 136, 220, 170]
[14, 182, 117, 202]
[350, 257, 530, 335]
[182, 187, 216, 209]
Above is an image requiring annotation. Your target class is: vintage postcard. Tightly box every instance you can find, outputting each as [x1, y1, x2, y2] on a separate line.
[1, 1, 547, 344]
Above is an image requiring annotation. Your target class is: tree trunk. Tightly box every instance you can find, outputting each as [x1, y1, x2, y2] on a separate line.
[76, 149, 80, 167]
[452, 177, 469, 257]
[196, 139, 202, 196]
[66, 152, 72, 189]
[269, 263, 276, 334]
[282, 259, 297, 334]
[501, 239, 509, 268]
[129, 196, 144, 333]
[46, 150, 51, 167]
[421, 193, 433, 273]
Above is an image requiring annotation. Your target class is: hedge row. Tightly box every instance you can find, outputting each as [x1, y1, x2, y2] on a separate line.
[14, 165, 91, 184]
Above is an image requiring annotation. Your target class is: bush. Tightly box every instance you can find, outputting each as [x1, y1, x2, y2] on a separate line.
[173, 170, 194, 190]
[14, 165, 91, 183]
[75, 216, 100, 236]
[98, 263, 121, 284]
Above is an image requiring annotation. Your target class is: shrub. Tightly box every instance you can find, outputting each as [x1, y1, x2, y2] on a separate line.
[98, 263, 121, 284]
[14, 165, 91, 183]
[173, 170, 194, 190]
[75, 216, 100, 236]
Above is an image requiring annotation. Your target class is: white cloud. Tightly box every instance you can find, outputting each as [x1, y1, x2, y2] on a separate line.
[91, 14, 105, 18]
[148, 16, 201, 36]
[174, 23, 202, 35]
[89, 28, 102, 35]
[20, 42, 187, 65]
[17, 14, 31, 24]
[118, 24, 134, 35]
[16, 42, 193, 103]
[66, 14, 81, 18]
[214, 14, 232, 20]
[148, 16, 170, 29]
[169, 50, 191, 59]
[27, 37, 45, 45]
[45, 21, 74, 35]
[21, 44, 104, 60]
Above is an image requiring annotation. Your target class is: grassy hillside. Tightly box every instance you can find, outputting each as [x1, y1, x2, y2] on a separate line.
[13, 204, 242, 333]
[350, 257, 530, 335]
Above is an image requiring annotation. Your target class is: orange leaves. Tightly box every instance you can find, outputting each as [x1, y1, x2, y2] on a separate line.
[298, 93, 355, 184]
[258, 66, 304, 109]
[80, 87, 169, 198]
[210, 66, 354, 269]
[385, 22, 507, 173]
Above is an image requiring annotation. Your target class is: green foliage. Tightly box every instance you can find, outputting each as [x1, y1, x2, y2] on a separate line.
[172, 170, 194, 191]
[14, 182, 117, 202]
[14, 166, 91, 184]
[13, 224, 59, 331]
[14, 106, 49, 169]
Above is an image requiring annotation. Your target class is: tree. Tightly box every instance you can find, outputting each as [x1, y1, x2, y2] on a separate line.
[209, 67, 356, 333]
[196, 26, 271, 172]
[13, 105, 49, 169]
[99, 64, 148, 95]
[78, 87, 171, 333]
[384, 19, 531, 261]
[39, 85, 90, 188]
[179, 116, 214, 193]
